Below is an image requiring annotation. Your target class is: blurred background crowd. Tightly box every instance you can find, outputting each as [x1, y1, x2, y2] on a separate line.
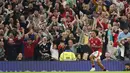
[0, 0, 130, 61]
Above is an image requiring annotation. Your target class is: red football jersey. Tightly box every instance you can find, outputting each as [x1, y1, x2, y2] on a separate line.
[89, 37, 102, 52]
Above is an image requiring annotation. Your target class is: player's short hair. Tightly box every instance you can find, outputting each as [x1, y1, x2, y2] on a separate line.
[92, 30, 99, 36]
[125, 63, 130, 66]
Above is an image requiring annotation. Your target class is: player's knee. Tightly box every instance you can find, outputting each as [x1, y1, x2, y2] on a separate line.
[89, 55, 93, 59]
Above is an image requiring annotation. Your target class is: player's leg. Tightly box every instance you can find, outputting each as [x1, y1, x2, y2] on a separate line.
[89, 54, 95, 71]
[96, 59, 106, 71]
[89, 54, 95, 67]
[95, 51, 107, 71]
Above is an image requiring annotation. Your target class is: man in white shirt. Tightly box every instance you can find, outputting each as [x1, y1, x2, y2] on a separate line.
[50, 41, 59, 60]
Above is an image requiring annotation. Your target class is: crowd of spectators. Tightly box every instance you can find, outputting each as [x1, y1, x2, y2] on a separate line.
[0, 0, 130, 61]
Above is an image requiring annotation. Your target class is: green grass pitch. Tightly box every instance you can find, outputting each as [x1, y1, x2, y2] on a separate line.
[1, 71, 130, 73]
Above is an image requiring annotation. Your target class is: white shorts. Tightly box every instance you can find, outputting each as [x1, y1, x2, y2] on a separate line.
[91, 51, 102, 61]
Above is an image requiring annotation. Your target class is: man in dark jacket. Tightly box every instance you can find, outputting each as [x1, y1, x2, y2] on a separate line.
[38, 37, 51, 61]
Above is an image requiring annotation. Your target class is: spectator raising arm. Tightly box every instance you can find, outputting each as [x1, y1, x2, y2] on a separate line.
[16, 29, 22, 40]
[92, 17, 97, 30]
[4, 27, 9, 40]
